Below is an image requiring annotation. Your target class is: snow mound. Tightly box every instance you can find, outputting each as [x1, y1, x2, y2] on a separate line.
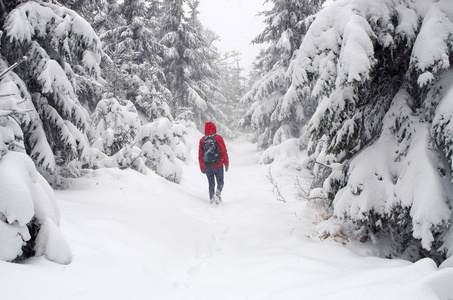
[0, 152, 71, 264]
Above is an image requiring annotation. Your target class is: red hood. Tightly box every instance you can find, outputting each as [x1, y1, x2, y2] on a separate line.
[205, 122, 217, 135]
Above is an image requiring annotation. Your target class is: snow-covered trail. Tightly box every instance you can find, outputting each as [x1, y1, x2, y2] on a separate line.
[1, 137, 452, 299]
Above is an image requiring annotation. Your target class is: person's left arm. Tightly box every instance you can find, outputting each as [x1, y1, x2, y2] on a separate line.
[216, 135, 229, 170]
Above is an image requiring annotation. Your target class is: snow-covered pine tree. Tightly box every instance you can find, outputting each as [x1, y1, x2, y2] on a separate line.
[57, 0, 110, 24]
[1, 1, 103, 186]
[0, 55, 71, 264]
[74, 0, 198, 182]
[160, 0, 227, 129]
[216, 51, 248, 129]
[298, 0, 453, 264]
[90, 0, 187, 180]
[159, 0, 185, 109]
[57, 0, 110, 112]
[100, 0, 172, 122]
[185, 0, 227, 127]
[217, 52, 246, 104]
[240, 0, 323, 150]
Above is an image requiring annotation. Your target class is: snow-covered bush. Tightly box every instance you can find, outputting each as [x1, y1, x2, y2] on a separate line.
[297, 0, 453, 264]
[260, 138, 305, 171]
[111, 145, 146, 173]
[90, 98, 141, 156]
[0, 151, 72, 264]
[88, 97, 152, 173]
[136, 117, 190, 183]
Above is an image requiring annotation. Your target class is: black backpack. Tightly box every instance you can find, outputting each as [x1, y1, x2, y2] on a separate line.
[202, 134, 220, 167]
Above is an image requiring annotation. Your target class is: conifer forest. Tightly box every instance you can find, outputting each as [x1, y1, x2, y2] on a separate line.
[0, 0, 453, 298]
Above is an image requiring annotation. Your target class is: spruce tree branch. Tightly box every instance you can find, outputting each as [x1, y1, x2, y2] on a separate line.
[314, 161, 332, 169]
[0, 56, 27, 80]
[0, 94, 15, 98]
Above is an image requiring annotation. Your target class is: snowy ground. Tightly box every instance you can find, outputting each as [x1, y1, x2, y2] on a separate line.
[1, 136, 453, 299]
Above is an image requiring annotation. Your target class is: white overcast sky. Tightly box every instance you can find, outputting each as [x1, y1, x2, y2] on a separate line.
[198, 0, 272, 72]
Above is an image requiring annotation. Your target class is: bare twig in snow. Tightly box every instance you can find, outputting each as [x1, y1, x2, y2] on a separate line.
[267, 166, 286, 203]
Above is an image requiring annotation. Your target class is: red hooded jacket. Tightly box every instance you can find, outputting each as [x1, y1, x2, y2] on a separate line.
[199, 122, 229, 171]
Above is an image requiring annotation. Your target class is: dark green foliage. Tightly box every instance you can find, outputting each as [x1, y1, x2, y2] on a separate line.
[300, 0, 453, 264]
[352, 207, 448, 266]
[13, 217, 39, 263]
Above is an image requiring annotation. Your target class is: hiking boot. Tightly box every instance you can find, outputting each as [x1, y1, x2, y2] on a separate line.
[215, 190, 222, 204]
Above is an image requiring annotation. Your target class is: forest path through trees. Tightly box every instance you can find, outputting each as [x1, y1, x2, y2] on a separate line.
[170, 136, 448, 299]
[0, 136, 449, 299]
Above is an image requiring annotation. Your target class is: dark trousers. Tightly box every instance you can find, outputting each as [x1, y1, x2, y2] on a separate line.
[205, 167, 224, 200]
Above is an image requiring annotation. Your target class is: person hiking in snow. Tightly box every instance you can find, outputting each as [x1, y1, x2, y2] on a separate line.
[199, 122, 229, 204]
